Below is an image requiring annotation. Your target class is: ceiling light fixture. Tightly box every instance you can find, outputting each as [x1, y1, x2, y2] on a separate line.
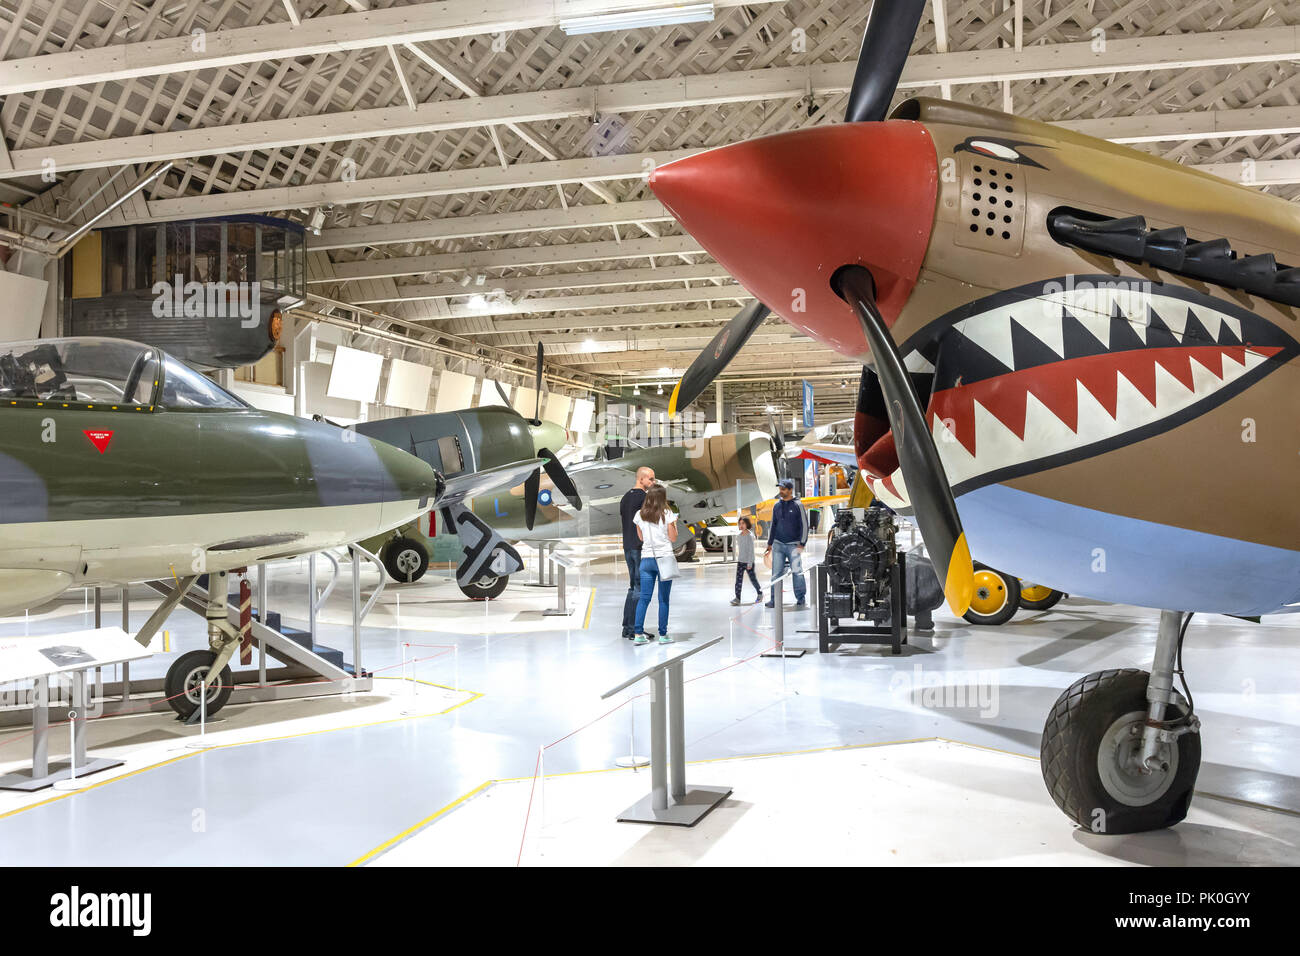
[560, 2, 715, 36]
[466, 293, 487, 310]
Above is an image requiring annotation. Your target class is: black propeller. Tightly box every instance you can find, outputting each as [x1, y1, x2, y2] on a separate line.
[843, 1, 928, 123]
[520, 341, 582, 528]
[667, 1, 927, 414]
[524, 468, 540, 532]
[539, 449, 580, 503]
[833, 265, 973, 616]
[668, 301, 770, 415]
[766, 409, 791, 480]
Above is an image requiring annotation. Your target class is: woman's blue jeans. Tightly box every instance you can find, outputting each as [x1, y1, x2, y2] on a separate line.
[633, 557, 673, 635]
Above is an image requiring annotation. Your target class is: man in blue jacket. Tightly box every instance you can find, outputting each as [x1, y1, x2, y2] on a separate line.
[765, 478, 809, 609]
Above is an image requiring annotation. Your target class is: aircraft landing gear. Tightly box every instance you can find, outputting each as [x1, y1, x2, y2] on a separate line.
[1041, 610, 1201, 834]
[459, 574, 508, 601]
[164, 569, 242, 722]
[164, 650, 233, 720]
[383, 536, 429, 583]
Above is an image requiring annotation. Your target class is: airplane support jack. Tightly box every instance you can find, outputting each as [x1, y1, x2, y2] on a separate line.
[1040, 609, 1202, 834]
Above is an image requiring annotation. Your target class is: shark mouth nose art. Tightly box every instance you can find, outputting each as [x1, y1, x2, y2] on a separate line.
[863, 277, 1300, 509]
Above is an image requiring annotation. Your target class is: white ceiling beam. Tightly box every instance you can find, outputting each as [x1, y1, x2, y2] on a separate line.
[312, 200, 675, 252]
[311, 235, 704, 282]
[0, 0, 782, 95]
[462, 307, 739, 334]
[349, 262, 731, 302]
[1060, 106, 1300, 144]
[1194, 158, 1300, 186]
[137, 149, 695, 220]
[14, 29, 1300, 180]
[414, 284, 751, 320]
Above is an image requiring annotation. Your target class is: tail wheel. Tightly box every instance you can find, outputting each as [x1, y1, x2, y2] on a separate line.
[383, 537, 429, 583]
[674, 537, 698, 561]
[164, 650, 234, 719]
[1020, 583, 1065, 611]
[962, 564, 1020, 626]
[1042, 668, 1200, 834]
[459, 574, 507, 601]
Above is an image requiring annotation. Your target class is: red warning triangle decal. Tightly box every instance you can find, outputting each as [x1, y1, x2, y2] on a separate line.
[84, 429, 114, 454]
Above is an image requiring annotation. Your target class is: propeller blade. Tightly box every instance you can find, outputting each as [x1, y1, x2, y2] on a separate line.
[493, 380, 512, 406]
[843, 0, 928, 123]
[533, 341, 544, 424]
[766, 410, 789, 479]
[524, 468, 540, 531]
[668, 300, 770, 415]
[833, 264, 974, 616]
[539, 449, 583, 510]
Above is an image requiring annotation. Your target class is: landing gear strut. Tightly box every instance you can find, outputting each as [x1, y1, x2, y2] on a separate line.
[163, 569, 241, 723]
[1041, 610, 1201, 833]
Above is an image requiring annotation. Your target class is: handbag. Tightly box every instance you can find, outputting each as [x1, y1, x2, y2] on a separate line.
[656, 551, 679, 581]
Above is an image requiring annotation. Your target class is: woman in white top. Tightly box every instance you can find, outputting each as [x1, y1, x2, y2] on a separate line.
[632, 484, 678, 644]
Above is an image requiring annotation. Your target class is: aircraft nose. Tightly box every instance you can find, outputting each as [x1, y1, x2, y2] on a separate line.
[649, 121, 938, 359]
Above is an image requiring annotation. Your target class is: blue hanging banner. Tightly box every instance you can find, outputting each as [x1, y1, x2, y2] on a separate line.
[802, 380, 814, 429]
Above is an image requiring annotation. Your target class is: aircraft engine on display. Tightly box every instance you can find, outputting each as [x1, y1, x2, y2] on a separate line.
[823, 505, 899, 626]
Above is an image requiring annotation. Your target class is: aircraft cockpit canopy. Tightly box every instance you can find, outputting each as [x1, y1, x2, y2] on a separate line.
[0, 338, 246, 410]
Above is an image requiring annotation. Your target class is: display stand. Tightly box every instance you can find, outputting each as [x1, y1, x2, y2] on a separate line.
[761, 577, 809, 659]
[527, 542, 558, 588]
[542, 552, 577, 617]
[602, 636, 730, 826]
[0, 628, 147, 791]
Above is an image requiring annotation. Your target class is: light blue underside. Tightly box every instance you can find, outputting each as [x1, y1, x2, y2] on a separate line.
[958, 483, 1300, 617]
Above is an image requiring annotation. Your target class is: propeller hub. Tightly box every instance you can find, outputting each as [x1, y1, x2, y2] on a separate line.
[649, 121, 938, 362]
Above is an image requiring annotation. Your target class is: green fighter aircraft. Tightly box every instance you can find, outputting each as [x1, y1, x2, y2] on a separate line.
[367, 429, 779, 598]
[0, 337, 450, 717]
[353, 381, 584, 598]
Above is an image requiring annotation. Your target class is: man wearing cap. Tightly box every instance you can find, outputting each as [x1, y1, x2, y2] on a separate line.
[765, 478, 809, 609]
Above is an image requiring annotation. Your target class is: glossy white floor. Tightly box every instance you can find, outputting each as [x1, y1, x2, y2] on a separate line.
[0, 542, 1297, 866]
[375, 740, 1300, 867]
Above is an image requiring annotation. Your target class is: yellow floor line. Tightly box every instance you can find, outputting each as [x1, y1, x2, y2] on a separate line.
[0, 684, 485, 820]
[583, 588, 596, 630]
[0, 751, 200, 821]
[347, 779, 496, 867]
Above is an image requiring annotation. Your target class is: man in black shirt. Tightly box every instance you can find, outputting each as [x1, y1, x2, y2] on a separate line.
[619, 465, 656, 638]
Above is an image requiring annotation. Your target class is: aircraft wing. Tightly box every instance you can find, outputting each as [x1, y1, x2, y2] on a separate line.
[792, 446, 859, 467]
[566, 463, 640, 519]
[439, 458, 545, 508]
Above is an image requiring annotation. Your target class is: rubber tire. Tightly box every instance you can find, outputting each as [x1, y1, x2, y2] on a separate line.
[1020, 587, 1066, 611]
[1041, 668, 1200, 834]
[701, 529, 723, 552]
[383, 537, 429, 583]
[164, 650, 234, 720]
[459, 574, 507, 601]
[963, 564, 1021, 626]
[674, 537, 698, 562]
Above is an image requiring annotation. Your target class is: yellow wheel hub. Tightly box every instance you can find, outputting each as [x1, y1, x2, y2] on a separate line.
[969, 570, 1009, 616]
[1021, 583, 1054, 603]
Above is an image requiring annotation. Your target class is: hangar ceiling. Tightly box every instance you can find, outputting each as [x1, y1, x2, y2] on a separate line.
[2, 0, 1299, 427]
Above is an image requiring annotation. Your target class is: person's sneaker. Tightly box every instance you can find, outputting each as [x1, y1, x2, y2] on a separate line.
[729, 598, 741, 606]
[632, 633, 650, 645]
[793, 602, 809, 610]
[657, 633, 674, 645]
[764, 601, 775, 608]
[755, 595, 763, 603]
